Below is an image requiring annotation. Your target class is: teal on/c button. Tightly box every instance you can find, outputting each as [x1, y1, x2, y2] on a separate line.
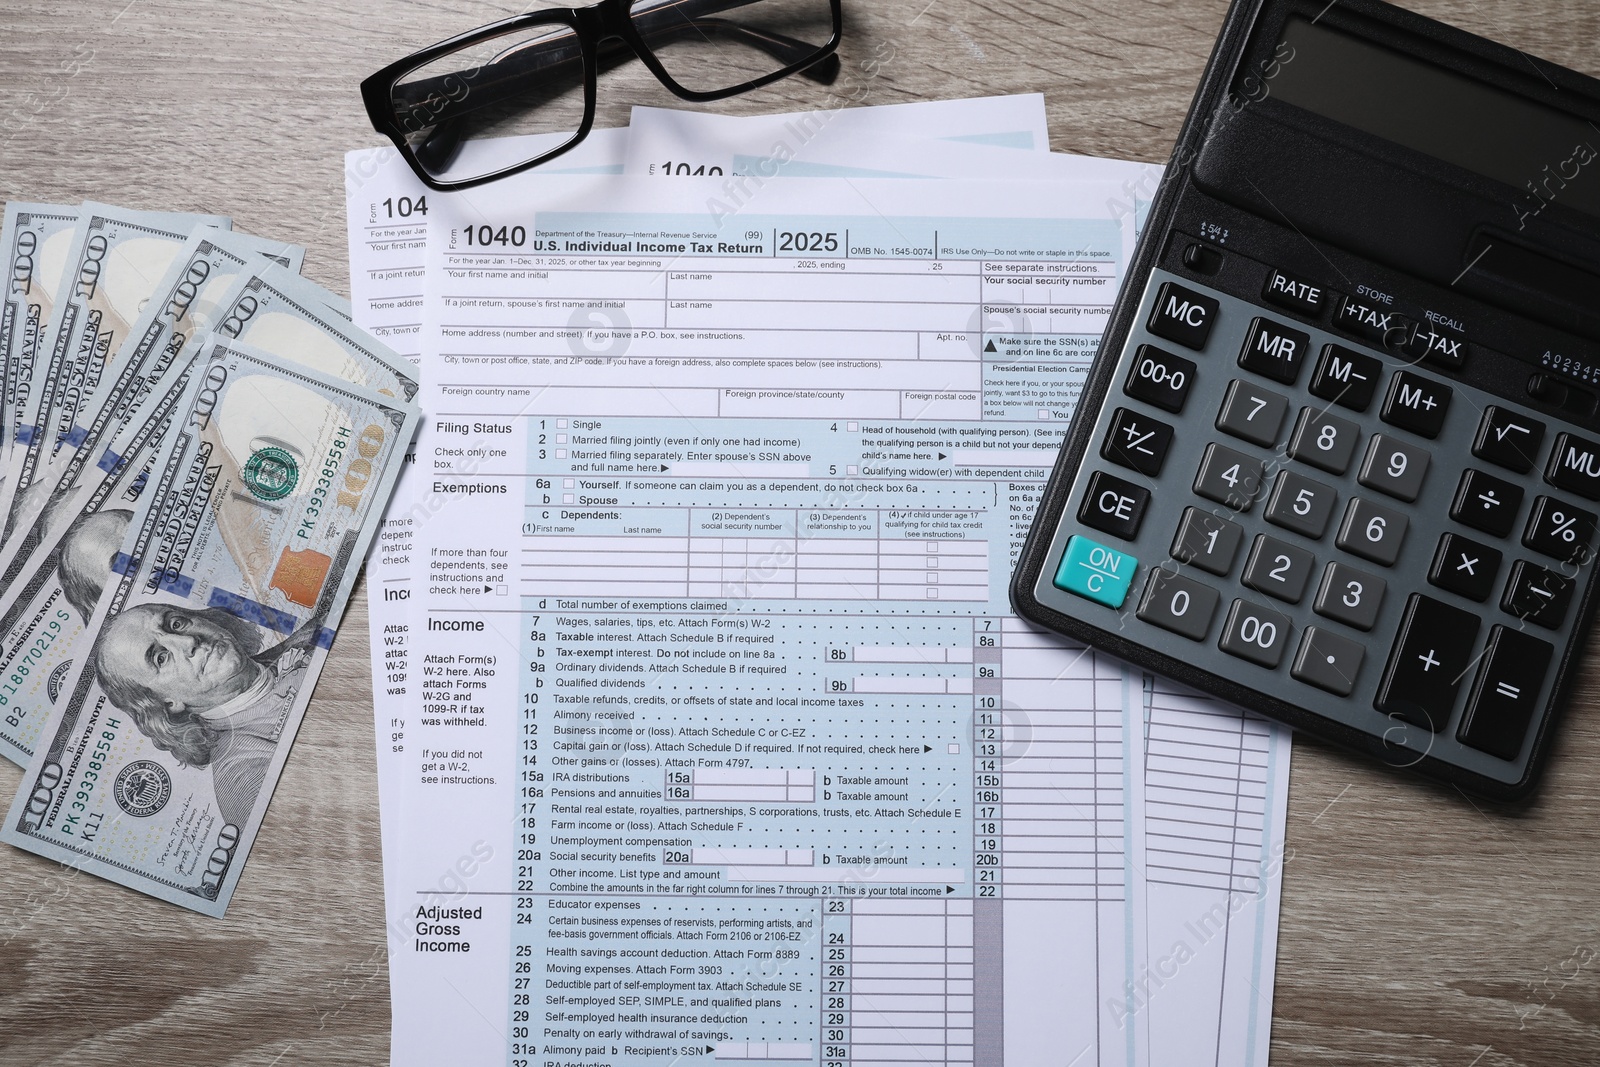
[1054, 535, 1139, 608]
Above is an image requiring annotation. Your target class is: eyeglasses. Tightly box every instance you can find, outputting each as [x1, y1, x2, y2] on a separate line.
[361, 0, 843, 192]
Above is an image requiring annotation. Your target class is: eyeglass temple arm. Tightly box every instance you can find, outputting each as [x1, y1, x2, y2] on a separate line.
[391, 3, 839, 126]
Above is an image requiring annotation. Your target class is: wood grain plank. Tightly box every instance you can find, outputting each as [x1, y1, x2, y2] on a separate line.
[0, 2, 1597, 1064]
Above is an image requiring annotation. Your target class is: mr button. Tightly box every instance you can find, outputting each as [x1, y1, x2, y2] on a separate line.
[1148, 282, 1219, 350]
[1078, 470, 1151, 541]
[1239, 317, 1310, 384]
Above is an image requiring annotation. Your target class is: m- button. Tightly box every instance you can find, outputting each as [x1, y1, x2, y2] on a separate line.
[1148, 281, 1220, 350]
[1077, 470, 1152, 541]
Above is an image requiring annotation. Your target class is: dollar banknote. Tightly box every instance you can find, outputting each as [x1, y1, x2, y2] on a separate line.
[0, 266, 419, 766]
[215, 261, 420, 405]
[3, 338, 420, 915]
[0, 203, 230, 540]
[0, 204, 81, 511]
[0, 354, 198, 763]
[0, 228, 304, 587]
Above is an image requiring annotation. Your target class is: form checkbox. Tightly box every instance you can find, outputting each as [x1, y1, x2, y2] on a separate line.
[556, 434, 568, 443]
[847, 422, 858, 431]
[846, 465, 858, 475]
[948, 743, 960, 754]
[556, 449, 567, 458]
[564, 479, 575, 488]
[557, 419, 568, 428]
[564, 494, 574, 503]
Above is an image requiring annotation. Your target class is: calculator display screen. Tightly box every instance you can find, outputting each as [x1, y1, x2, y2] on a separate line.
[1267, 18, 1600, 222]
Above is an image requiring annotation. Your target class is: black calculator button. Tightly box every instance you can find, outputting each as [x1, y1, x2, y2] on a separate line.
[1262, 270, 1325, 317]
[1401, 323, 1468, 369]
[1336, 497, 1408, 566]
[1472, 406, 1546, 474]
[1458, 626, 1554, 761]
[1171, 507, 1244, 576]
[1216, 379, 1289, 446]
[1356, 434, 1430, 502]
[1523, 496, 1597, 564]
[1102, 407, 1174, 476]
[1264, 470, 1338, 539]
[1545, 432, 1600, 500]
[1428, 533, 1502, 602]
[1193, 443, 1265, 511]
[1374, 594, 1481, 732]
[1219, 598, 1293, 668]
[1183, 243, 1224, 276]
[1239, 317, 1310, 385]
[1450, 469, 1523, 538]
[1291, 626, 1366, 696]
[1242, 534, 1316, 604]
[1289, 408, 1361, 474]
[1313, 561, 1386, 631]
[1502, 560, 1573, 629]
[1335, 294, 1413, 349]
[1380, 370, 1452, 438]
[1078, 471, 1151, 541]
[1308, 344, 1381, 412]
[1148, 282, 1219, 350]
[1125, 344, 1197, 414]
[1137, 568, 1221, 641]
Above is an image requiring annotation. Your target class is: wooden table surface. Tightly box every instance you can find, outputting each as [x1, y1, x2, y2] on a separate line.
[2, 1, 1598, 1064]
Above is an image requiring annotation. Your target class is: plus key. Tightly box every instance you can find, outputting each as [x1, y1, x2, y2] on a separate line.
[1375, 594, 1481, 732]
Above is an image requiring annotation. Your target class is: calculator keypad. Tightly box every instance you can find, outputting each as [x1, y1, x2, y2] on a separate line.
[1264, 470, 1338, 538]
[1356, 434, 1430, 502]
[1102, 407, 1174, 476]
[1039, 267, 1600, 788]
[1335, 497, 1408, 565]
[1171, 508, 1243, 575]
[1194, 443, 1265, 511]
[1216, 379, 1289, 446]
[1289, 408, 1361, 473]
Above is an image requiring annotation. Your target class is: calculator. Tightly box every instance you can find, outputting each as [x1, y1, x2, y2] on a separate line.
[1013, 0, 1600, 799]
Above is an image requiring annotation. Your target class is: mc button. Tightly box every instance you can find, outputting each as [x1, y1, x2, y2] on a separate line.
[1078, 470, 1152, 541]
[1148, 282, 1219, 350]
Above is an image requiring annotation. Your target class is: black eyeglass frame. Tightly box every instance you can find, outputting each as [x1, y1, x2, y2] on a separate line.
[361, 0, 844, 192]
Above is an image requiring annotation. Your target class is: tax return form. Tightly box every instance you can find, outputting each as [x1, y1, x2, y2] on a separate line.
[393, 173, 1152, 1067]
[620, 118, 1292, 1066]
[347, 96, 1052, 932]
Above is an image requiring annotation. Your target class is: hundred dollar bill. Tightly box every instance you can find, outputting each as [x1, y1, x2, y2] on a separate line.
[0, 204, 81, 507]
[3, 338, 420, 915]
[0, 353, 200, 763]
[0, 203, 230, 539]
[215, 262, 420, 405]
[0, 229, 304, 586]
[0, 265, 418, 766]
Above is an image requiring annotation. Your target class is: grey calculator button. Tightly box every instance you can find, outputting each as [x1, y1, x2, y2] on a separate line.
[1242, 534, 1316, 603]
[1193, 443, 1265, 511]
[1336, 497, 1409, 565]
[1313, 561, 1387, 630]
[1357, 434, 1431, 502]
[1264, 470, 1338, 538]
[1219, 598, 1293, 668]
[1291, 627, 1367, 696]
[1137, 568, 1221, 641]
[1289, 407, 1361, 474]
[1172, 507, 1244, 576]
[1216, 379, 1289, 446]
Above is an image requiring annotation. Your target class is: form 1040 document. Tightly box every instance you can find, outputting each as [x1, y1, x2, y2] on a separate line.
[389, 174, 1151, 1067]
